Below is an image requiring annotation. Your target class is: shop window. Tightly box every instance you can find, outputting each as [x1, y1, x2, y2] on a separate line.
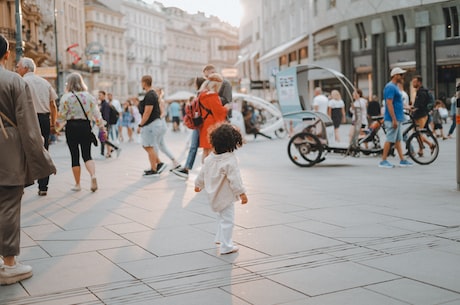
[299, 47, 308, 59]
[279, 55, 288, 66]
[443, 6, 459, 38]
[392, 14, 407, 44]
[356, 22, 367, 49]
[289, 51, 297, 62]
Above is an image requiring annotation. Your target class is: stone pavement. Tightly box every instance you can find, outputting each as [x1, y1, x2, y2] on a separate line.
[1, 124, 460, 305]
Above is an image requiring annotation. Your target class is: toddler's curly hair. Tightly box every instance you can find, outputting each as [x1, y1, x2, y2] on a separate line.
[209, 123, 243, 154]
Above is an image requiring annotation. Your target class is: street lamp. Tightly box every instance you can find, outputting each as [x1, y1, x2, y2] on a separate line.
[54, 0, 61, 97]
[15, 0, 23, 61]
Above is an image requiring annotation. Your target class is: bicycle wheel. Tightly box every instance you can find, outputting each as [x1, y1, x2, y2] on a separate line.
[287, 132, 323, 167]
[406, 130, 439, 165]
[275, 127, 287, 139]
[359, 134, 382, 155]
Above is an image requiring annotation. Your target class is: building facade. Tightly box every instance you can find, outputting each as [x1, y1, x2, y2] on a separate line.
[4, 0, 238, 100]
[85, 0, 127, 98]
[0, 0, 48, 71]
[238, 0, 460, 108]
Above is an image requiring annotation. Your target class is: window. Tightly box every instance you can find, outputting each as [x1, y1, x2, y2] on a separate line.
[289, 51, 297, 62]
[392, 14, 407, 44]
[328, 0, 336, 9]
[356, 22, 367, 49]
[313, 0, 318, 16]
[443, 6, 459, 38]
[299, 47, 308, 59]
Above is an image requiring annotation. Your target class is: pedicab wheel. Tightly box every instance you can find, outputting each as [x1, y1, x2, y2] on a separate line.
[287, 132, 323, 167]
[406, 130, 439, 165]
[275, 127, 287, 139]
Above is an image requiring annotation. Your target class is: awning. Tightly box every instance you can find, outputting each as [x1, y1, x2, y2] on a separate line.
[258, 34, 308, 63]
[250, 51, 259, 60]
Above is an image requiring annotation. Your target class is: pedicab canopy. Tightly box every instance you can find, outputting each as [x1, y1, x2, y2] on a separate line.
[275, 64, 361, 145]
[275, 64, 356, 115]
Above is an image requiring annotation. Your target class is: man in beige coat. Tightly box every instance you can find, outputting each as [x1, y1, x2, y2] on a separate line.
[0, 34, 56, 285]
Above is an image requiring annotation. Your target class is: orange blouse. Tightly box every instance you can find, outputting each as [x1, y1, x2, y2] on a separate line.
[198, 91, 228, 149]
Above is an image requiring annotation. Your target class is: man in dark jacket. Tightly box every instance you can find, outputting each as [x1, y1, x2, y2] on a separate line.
[411, 75, 431, 129]
[98, 91, 121, 158]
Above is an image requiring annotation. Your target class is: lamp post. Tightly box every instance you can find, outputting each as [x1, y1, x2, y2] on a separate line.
[15, 0, 23, 62]
[54, 0, 61, 97]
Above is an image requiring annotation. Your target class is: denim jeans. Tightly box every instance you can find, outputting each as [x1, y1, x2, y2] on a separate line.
[184, 129, 199, 170]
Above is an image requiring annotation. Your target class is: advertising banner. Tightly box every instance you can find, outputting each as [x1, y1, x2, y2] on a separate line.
[275, 66, 300, 114]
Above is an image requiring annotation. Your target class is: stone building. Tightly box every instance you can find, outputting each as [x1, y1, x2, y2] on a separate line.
[238, 0, 460, 107]
[0, 0, 48, 70]
[85, 0, 127, 98]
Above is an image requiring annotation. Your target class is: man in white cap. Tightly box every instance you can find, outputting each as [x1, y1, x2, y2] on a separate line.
[379, 67, 413, 168]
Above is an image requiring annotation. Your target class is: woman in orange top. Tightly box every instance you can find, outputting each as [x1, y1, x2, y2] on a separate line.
[198, 73, 228, 160]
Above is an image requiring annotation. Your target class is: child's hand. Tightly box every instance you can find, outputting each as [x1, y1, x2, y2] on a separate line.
[194, 186, 201, 192]
[240, 193, 248, 204]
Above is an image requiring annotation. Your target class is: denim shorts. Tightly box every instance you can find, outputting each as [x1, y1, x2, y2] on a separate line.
[140, 119, 164, 149]
[384, 121, 403, 143]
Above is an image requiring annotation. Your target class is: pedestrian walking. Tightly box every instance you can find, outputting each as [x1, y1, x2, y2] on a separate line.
[0, 34, 56, 285]
[195, 123, 248, 255]
[98, 91, 121, 158]
[56, 72, 107, 191]
[172, 77, 206, 178]
[379, 67, 414, 168]
[15, 57, 58, 196]
[156, 88, 179, 169]
[172, 64, 233, 179]
[327, 89, 346, 142]
[137, 75, 166, 177]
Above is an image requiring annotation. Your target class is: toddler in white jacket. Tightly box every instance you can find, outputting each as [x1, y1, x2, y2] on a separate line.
[195, 123, 248, 255]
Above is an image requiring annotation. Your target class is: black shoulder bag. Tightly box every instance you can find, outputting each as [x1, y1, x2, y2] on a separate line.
[73, 92, 98, 146]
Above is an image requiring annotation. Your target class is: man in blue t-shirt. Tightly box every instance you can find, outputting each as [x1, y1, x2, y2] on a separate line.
[379, 67, 413, 168]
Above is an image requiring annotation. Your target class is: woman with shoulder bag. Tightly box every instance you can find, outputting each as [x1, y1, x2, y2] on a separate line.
[56, 72, 106, 192]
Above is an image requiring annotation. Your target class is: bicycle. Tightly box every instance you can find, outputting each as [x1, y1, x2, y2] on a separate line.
[384, 111, 439, 165]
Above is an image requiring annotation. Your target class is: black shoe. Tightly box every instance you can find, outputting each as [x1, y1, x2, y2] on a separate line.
[156, 162, 167, 174]
[172, 168, 189, 179]
[143, 169, 159, 177]
[38, 190, 47, 196]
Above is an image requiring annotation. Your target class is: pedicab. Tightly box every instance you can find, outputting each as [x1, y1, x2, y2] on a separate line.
[230, 93, 287, 139]
[276, 64, 384, 167]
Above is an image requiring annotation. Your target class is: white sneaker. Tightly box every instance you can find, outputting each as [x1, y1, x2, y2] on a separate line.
[221, 246, 239, 255]
[0, 262, 33, 285]
[71, 184, 81, 192]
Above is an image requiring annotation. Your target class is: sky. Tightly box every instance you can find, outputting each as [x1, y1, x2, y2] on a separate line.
[147, 0, 242, 26]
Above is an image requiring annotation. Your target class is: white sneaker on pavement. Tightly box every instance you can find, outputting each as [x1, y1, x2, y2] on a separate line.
[0, 262, 33, 285]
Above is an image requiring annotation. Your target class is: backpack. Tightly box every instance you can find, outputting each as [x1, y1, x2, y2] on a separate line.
[426, 89, 435, 111]
[183, 97, 212, 129]
[108, 105, 119, 125]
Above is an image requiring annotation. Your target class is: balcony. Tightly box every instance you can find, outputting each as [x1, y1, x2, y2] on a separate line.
[0, 27, 15, 41]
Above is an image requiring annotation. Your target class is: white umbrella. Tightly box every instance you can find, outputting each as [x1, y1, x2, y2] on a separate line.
[165, 91, 195, 101]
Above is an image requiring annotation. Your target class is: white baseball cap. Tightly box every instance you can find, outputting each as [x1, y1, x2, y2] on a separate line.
[390, 67, 407, 77]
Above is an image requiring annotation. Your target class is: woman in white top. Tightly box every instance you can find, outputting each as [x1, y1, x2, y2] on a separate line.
[327, 90, 346, 142]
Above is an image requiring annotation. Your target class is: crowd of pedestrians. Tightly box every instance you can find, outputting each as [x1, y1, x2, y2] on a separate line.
[2, 26, 458, 285]
[0, 38, 251, 285]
